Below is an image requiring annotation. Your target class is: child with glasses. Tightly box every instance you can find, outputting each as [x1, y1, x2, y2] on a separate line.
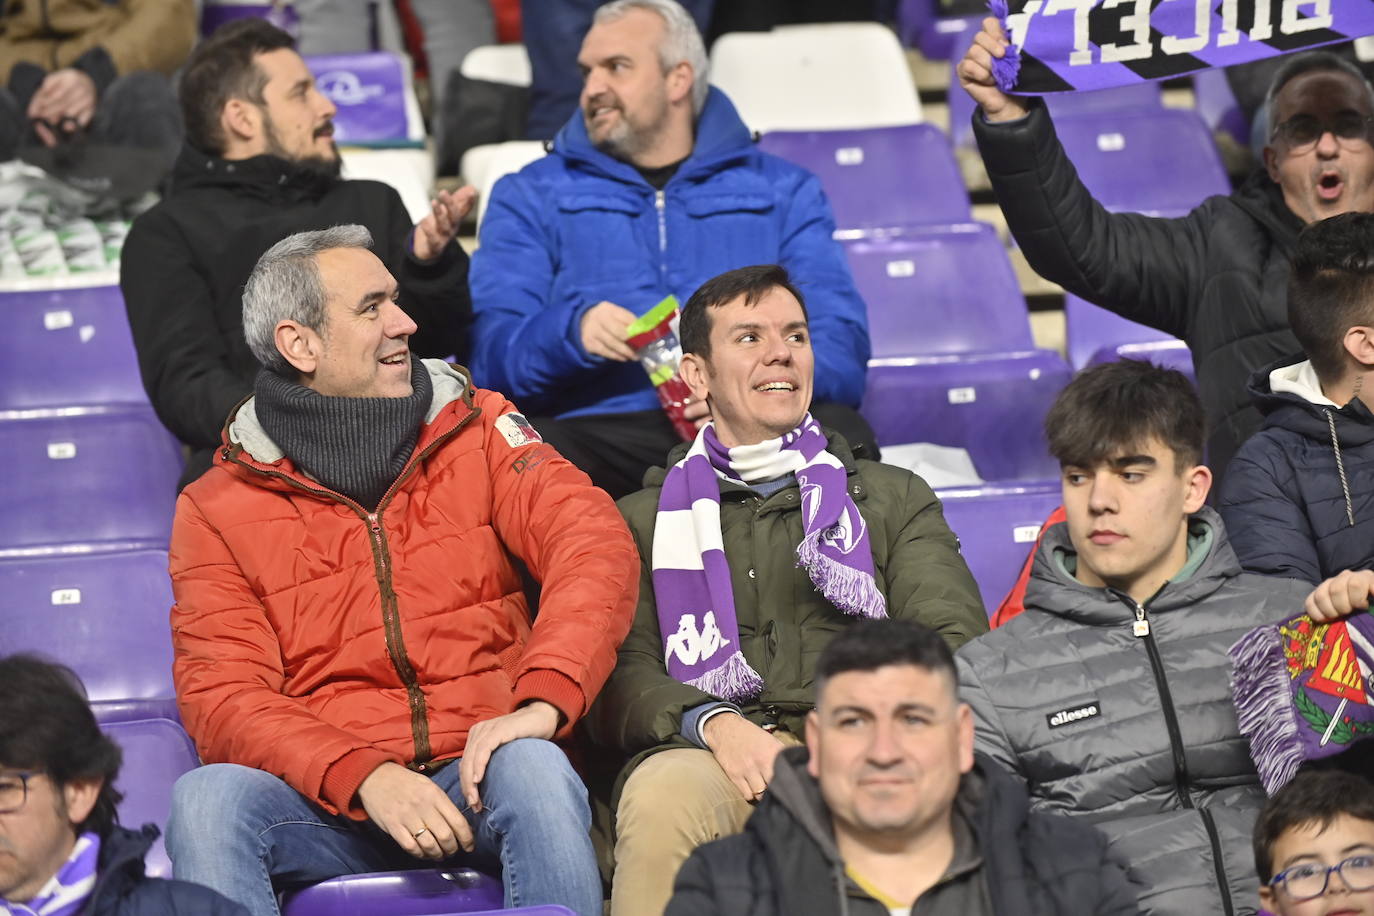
[1254, 769, 1374, 915]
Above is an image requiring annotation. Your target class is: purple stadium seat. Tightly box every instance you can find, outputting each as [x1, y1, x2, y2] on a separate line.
[101, 717, 200, 880]
[946, 69, 1162, 149]
[1193, 68, 1250, 147]
[1064, 293, 1194, 373]
[845, 224, 1030, 356]
[200, 1, 298, 38]
[306, 52, 413, 146]
[0, 284, 148, 410]
[758, 125, 970, 234]
[1053, 108, 1230, 216]
[846, 226, 1070, 481]
[897, 0, 978, 61]
[1, 549, 176, 721]
[937, 480, 1062, 612]
[281, 869, 505, 916]
[0, 408, 182, 556]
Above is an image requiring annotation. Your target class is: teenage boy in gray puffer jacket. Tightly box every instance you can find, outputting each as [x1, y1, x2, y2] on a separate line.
[956, 360, 1311, 916]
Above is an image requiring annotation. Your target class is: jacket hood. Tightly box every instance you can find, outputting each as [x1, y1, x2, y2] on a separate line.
[88, 824, 157, 904]
[1247, 353, 1374, 446]
[640, 426, 862, 490]
[1027, 505, 1242, 621]
[1231, 168, 1304, 252]
[224, 359, 472, 467]
[169, 143, 340, 202]
[551, 86, 755, 186]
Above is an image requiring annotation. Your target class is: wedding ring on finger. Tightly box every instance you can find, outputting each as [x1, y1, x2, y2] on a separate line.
[413, 826, 431, 839]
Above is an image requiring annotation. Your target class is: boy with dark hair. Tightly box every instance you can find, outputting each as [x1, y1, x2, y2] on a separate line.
[0, 653, 245, 915]
[956, 360, 1311, 916]
[1220, 211, 1374, 584]
[1253, 769, 1374, 916]
[667, 619, 1140, 916]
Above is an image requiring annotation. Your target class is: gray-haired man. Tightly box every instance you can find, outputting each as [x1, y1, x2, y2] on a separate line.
[162, 225, 638, 916]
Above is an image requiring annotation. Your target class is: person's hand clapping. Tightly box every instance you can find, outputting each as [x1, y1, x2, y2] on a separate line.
[1305, 569, 1374, 623]
[956, 17, 1028, 124]
[413, 186, 476, 261]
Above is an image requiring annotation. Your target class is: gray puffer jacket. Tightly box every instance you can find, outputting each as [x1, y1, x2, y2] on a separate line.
[955, 507, 1310, 916]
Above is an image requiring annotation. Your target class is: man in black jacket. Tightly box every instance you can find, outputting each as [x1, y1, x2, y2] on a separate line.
[959, 31, 1374, 479]
[666, 620, 1139, 916]
[121, 18, 474, 489]
[0, 654, 245, 915]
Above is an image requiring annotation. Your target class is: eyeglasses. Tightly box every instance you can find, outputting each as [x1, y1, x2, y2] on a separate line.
[0, 772, 34, 814]
[1270, 854, 1374, 901]
[1271, 112, 1374, 152]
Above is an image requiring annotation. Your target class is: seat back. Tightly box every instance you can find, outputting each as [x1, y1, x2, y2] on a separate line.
[0, 408, 181, 556]
[1064, 293, 1178, 370]
[475, 141, 549, 228]
[844, 224, 1033, 357]
[102, 718, 200, 879]
[307, 52, 422, 145]
[281, 868, 505, 916]
[459, 43, 532, 86]
[710, 24, 922, 132]
[947, 68, 1162, 148]
[0, 282, 146, 410]
[938, 481, 1063, 612]
[758, 125, 970, 233]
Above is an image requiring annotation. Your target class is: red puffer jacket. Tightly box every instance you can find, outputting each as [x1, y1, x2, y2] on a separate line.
[170, 361, 637, 818]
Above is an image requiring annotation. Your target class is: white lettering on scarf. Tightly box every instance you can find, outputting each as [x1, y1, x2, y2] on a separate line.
[665, 612, 732, 667]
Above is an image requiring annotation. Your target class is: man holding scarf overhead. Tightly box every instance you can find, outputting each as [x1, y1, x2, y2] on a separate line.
[584, 264, 988, 916]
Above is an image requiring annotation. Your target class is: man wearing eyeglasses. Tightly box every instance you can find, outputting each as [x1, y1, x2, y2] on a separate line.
[959, 37, 1374, 482]
[0, 654, 247, 915]
[1253, 768, 1374, 916]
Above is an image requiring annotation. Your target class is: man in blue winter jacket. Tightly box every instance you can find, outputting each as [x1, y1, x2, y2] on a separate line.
[469, 0, 874, 498]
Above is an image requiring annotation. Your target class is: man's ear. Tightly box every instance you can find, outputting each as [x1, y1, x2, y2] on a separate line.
[680, 352, 711, 403]
[805, 709, 821, 779]
[222, 97, 261, 146]
[666, 61, 694, 107]
[274, 320, 322, 376]
[62, 777, 102, 828]
[1182, 463, 1213, 514]
[1343, 325, 1374, 370]
[1263, 143, 1281, 183]
[957, 702, 975, 775]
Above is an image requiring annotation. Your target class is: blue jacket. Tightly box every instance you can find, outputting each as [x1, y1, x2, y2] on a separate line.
[469, 87, 871, 418]
[1218, 354, 1374, 584]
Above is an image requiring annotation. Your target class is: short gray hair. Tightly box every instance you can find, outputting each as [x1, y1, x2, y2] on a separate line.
[1264, 50, 1374, 139]
[242, 224, 374, 375]
[594, 0, 709, 115]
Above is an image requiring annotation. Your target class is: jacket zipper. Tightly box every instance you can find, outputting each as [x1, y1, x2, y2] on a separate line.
[655, 189, 667, 280]
[222, 403, 478, 770]
[1118, 591, 1235, 916]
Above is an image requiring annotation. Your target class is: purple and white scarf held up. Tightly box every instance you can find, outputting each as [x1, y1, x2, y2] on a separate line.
[651, 415, 886, 703]
[988, 0, 1374, 95]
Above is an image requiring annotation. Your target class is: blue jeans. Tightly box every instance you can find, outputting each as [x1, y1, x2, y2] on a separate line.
[166, 739, 601, 916]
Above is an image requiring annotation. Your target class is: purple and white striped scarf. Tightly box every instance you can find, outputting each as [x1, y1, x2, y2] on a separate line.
[988, 0, 1374, 95]
[10, 832, 101, 916]
[652, 415, 886, 702]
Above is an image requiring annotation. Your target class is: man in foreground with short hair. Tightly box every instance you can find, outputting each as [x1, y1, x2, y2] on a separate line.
[123, 17, 475, 489]
[1220, 211, 1374, 583]
[471, 0, 873, 498]
[1253, 768, 1374, 916]
[0, 653, 246, 915]
[956, 359, 1311, 915]
[586, 263, 986, 915]
[960, 32, 1374, 479]
[164, 225, 637, 916]
[666, 619, 1140, 915]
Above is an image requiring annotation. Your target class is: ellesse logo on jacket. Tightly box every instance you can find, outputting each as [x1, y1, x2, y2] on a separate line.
[1045, 701, 1102, 728]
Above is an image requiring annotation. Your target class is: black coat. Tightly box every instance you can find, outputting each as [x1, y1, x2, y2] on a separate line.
[667, 750, 1141, 916]
[1219, 354, 1374, 583]
[973, 102, 1304, 480]
[88, 824, 247, 915]
[120, 145, 472, 488]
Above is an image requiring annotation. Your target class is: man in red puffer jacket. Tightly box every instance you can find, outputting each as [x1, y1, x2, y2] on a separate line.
[163, 224, 638, 916]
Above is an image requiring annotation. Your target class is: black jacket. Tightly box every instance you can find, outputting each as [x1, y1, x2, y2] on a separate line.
[667, 749, 1140, 916]
[973, 102, 1304, 479]
[121, 145, 471, 488]
[1219, 354, 1374, 583]
[88, 824, 247, 915]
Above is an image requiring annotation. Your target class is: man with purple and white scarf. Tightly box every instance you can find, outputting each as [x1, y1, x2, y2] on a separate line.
[0, 654, 245, 916]
[584, 264, 987, 916]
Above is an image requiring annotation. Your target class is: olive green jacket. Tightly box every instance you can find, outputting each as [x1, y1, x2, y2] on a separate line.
[584, 432, 987, 794]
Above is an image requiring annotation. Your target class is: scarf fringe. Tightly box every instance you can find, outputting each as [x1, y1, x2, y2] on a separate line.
[797, 531, 887, 619]
[1229, 623, 1304, 794]
[686, 650, 765, 703]
[987, 0, 1022, 92]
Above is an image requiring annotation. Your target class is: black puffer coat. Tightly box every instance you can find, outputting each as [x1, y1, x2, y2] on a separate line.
[973, 102, 1304, 480]
[956, 508, 1311, 916]
[667, 749, 1140, 916]
[1219, 354, 1374, 583]
[89, 824, 247, 915]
